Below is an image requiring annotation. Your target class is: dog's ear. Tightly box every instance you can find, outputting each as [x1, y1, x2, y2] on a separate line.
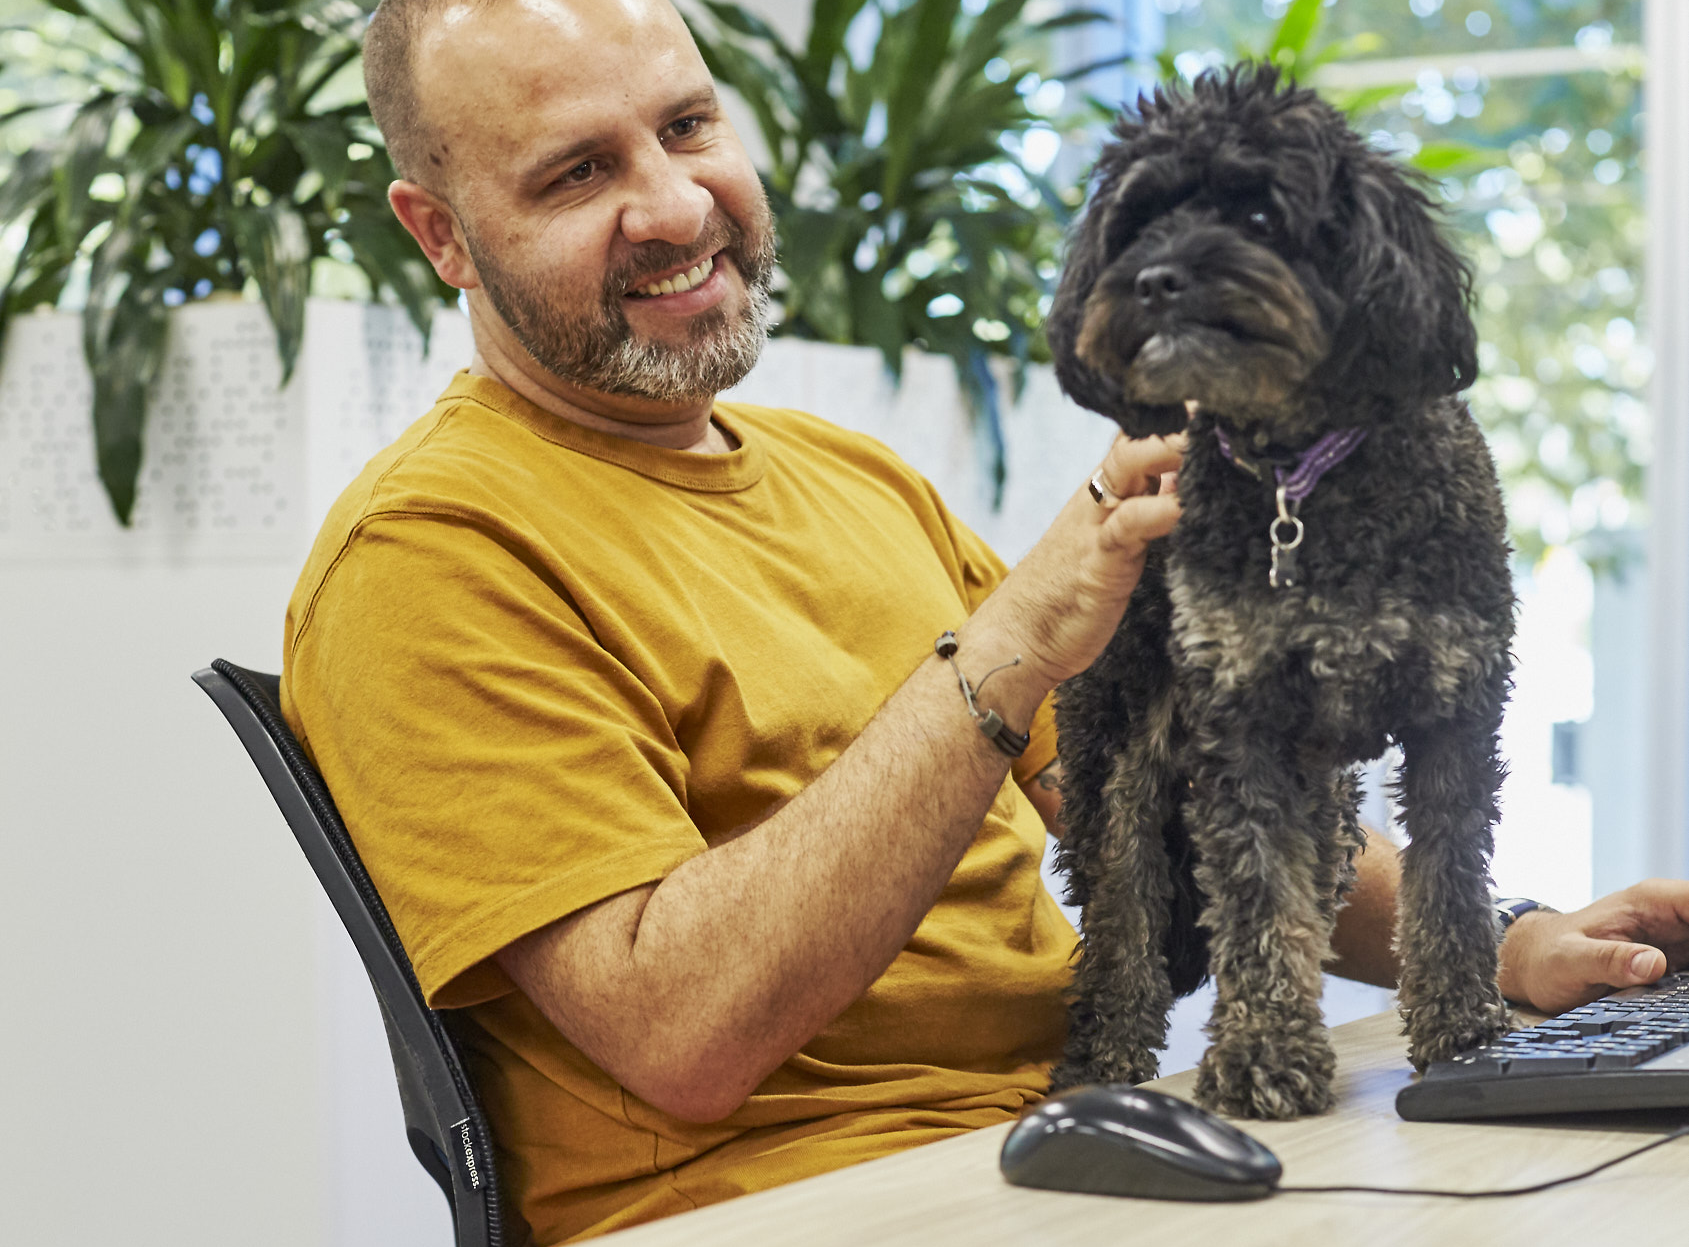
[1047, 101, 1177, 426]
[1047, 181, 1130, 419]
[1327, 152, 1478, 404]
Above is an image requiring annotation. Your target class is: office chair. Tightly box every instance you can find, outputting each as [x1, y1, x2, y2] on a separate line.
[194, 659, 517, 1247]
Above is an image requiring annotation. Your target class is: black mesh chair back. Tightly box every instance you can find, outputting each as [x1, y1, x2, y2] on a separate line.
[194, 659, 513, 1247]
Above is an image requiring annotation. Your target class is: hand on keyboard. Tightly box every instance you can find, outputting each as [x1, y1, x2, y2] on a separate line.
[1497, 879, 1689, 1014]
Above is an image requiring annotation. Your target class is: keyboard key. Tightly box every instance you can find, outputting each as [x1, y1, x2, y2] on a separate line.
[1592, 1049, 1652, 1070]
[1440, 1052, 1512, 1077]
[1505, 1052, 1595, 1074]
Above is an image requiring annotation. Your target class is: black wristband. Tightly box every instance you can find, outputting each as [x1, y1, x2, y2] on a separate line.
[1493, 896, 1556, 938]
[934, 631, 1031, 759]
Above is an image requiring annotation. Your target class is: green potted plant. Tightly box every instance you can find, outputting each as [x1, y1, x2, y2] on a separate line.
[0, 0, 454, 524]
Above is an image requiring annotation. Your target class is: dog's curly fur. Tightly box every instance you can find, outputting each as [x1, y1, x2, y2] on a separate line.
[1044, 64, 1516, 1119]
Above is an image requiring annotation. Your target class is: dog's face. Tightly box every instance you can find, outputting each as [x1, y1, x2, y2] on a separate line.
[1047, 65, 1478, 444]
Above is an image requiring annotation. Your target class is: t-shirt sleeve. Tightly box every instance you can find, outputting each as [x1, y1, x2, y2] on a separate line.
[285, 513, 705, 1009]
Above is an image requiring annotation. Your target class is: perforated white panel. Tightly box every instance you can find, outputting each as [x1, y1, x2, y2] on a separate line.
[1, 309, 1093, 564]
[0, 303, 295, 559]
[0, 300, 474, 562]
[301, 301, 474, 535]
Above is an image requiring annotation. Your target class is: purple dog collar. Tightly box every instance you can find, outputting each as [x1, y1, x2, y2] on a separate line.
[1214, 425, 1368, 502]
[1213, 425, 1368, 589]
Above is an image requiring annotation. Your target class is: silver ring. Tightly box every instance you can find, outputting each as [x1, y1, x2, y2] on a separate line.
[1088, 470, 1122, 506]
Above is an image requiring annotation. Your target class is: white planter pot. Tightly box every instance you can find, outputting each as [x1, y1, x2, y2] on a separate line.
[0, 303, 1113, 565]
[0, 299, 474, 562]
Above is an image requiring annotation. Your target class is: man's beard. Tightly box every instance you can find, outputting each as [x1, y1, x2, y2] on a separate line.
[465, 204, 775, 404]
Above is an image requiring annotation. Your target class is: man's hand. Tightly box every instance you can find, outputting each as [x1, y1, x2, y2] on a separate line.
[1498, 879, 1689, 1013]
[973, 432, 1184, 693]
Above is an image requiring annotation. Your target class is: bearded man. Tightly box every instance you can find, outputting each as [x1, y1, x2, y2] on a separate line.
[279, 0, 1689, 1241]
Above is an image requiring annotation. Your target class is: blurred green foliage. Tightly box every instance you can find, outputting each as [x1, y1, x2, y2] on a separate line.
[1149, 0, 1646, 568]
[687, 0, 1113, 500]
[0, 0, 1649, 556]
[0, 0, 453, 524]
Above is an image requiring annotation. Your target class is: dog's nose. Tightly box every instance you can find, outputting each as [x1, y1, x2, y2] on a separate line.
[1134, 264, 1188, 311]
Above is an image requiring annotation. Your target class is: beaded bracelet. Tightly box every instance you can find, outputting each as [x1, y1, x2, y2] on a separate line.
[934, 630, 1031, 759]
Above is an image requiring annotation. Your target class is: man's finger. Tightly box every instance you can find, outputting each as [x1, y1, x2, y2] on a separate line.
[1095, 433, 1187, 500]
[1097, 492, 1182, 551]
[1584, 936, 1667, 989]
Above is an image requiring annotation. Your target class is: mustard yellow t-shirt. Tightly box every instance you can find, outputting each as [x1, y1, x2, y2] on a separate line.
[281, 372, 1076, 1244]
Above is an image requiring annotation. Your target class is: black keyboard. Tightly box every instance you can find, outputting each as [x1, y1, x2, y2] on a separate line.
[1397, 971, 1689, 1120]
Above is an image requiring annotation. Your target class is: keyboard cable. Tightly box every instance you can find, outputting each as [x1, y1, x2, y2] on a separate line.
[1278, 1123, 1689, 1198]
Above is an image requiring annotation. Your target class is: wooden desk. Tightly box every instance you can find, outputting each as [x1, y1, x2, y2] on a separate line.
[605, 1012, 1689, 1244]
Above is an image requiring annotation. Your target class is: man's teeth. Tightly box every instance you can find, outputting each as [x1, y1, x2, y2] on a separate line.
[634, 255, 713, 298]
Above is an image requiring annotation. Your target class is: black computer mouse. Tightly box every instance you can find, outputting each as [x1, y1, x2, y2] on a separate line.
[999, 1084, 1283, 1201]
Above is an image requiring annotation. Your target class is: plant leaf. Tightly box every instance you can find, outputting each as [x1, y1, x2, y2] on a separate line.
[960, 346, 1005, 505]
[338, 208, 449, 350]
[55, 93, 124, 242]
[82, 224, 171, 525]
[1266, 0, 1324, 67]
[0, 146, 57, 227]
[0, 209, 70, 361]
[802, 0, 870, 83]
[1032, 8, 1113, 32]
[882, 0, 964, 208]
[281, 116, 355, 204]
[228, 199, 313, 383]
[1410, 140, 1495, 178]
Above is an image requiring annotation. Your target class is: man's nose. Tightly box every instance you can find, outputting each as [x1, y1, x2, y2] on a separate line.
[619, 147, 714, 246]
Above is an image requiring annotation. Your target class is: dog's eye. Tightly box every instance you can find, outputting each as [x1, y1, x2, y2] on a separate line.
[1245, 208, 1276, 235]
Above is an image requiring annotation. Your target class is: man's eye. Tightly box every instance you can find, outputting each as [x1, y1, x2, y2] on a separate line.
[667, 116, 705, 141]
[562, 160, 598, 185]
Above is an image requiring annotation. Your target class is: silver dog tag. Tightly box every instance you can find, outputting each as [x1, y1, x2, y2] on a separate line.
[1268, 487, 1305, 589]
[1269, 540, 1299, 588]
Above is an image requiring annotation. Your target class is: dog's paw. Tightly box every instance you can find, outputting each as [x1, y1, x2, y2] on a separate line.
[1194, 1030, 1337, 1120]
[1048, 1048, 1160, 1093]
[1404, 997, 1511, 1070]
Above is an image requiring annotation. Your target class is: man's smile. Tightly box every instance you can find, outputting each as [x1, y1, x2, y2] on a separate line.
[628, 252, 721, 300]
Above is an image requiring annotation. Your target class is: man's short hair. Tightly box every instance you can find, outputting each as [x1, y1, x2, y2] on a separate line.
[363, 0, 495, 186]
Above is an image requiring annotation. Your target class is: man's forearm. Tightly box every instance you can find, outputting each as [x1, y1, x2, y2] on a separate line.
[499, 610, 1054, 1121]
[1328, 827, 1402, 988]
[614, 617, 1047, 1114]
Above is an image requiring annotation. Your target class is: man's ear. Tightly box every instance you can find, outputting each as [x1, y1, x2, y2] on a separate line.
[388, 180, 480, 290]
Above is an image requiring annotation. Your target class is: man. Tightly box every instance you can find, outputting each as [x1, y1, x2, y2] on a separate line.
[281, 0, 1689, 1240]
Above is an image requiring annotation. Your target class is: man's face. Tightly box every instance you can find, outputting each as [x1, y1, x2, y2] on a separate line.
[416, 0, 776, 406]
[463, 195, 774, 404]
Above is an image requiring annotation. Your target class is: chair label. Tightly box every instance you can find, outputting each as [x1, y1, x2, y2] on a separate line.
[448, 1116, 485, 1192]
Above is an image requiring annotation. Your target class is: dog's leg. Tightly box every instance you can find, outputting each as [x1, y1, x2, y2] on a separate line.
[1051, 688, 1181, 1091]
[1311, 766, 1366, 925]
[1395, 713, 1511, 1068]
[1185, 746, 1338, 1119]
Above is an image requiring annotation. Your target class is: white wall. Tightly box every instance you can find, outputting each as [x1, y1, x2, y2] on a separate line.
[1, 559, 320, 1243]
[0, 302, 468, 1247]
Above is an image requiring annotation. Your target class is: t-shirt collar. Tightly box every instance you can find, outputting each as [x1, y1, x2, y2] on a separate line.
[443, 370, 767, 493]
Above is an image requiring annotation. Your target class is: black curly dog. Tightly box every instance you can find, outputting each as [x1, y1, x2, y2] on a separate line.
[1044, 65, 1515, 1119]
